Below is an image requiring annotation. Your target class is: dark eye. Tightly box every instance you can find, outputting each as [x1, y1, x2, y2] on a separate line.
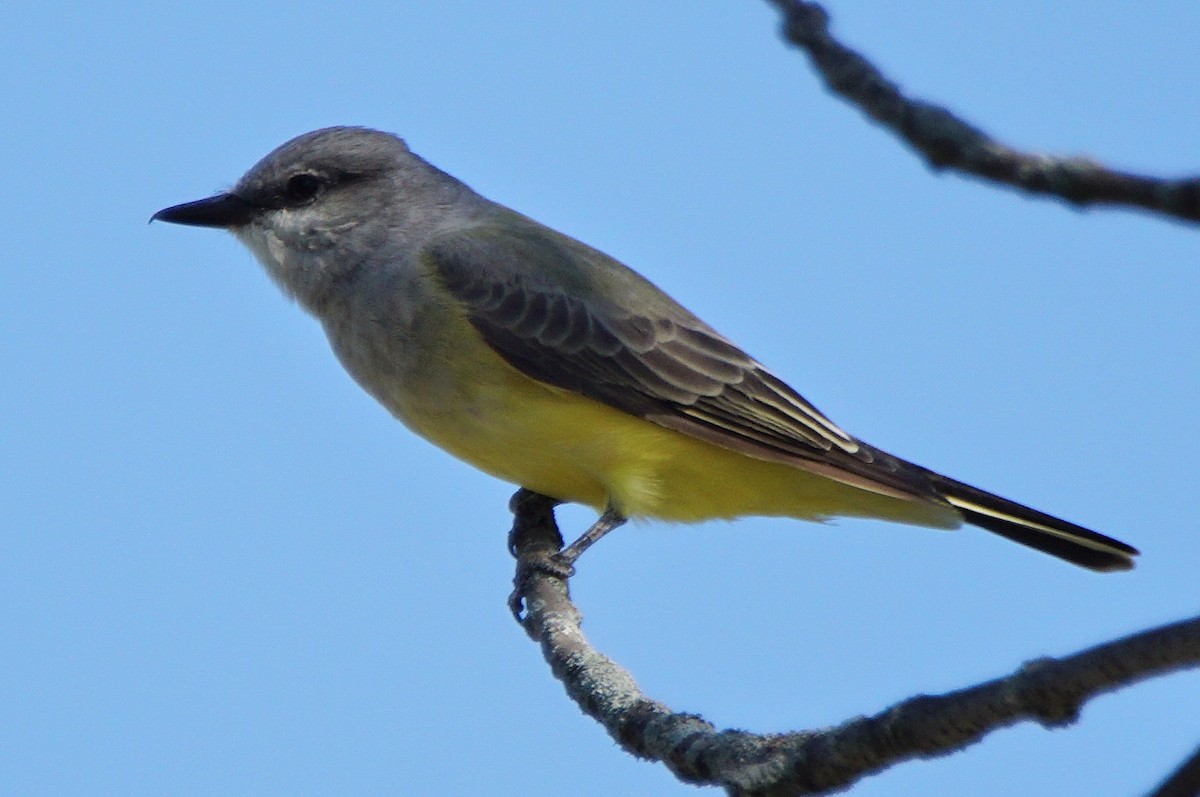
[284, 173, 324, 203]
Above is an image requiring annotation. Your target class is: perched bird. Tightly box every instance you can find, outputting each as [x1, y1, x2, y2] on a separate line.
[153, 127, 1137, 572]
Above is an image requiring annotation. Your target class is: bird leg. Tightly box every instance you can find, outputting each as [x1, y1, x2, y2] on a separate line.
[507, 491, 628, 621]
[554, 506, 627, 570]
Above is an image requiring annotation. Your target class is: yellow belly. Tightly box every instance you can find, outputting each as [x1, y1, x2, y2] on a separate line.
[400, 341, 957, 531]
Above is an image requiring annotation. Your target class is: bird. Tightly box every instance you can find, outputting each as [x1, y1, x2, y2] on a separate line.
[152, 126, 1137, 573]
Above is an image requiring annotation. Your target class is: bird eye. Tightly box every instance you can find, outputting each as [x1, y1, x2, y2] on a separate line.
[284, 173, 324, 203]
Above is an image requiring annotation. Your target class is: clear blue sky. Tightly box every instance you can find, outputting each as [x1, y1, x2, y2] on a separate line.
[3, 3, 1197, 795]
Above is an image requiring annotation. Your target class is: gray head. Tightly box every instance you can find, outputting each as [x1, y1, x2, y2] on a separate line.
[153, 126, 469, 309]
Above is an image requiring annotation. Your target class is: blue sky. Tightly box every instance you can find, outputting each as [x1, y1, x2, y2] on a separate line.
[2, 3, 1198, 795]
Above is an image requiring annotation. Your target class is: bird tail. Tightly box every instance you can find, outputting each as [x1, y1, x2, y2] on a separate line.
[923, 471, 1138, 572]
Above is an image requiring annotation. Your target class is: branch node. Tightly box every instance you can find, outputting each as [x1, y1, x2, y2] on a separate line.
[1011, 658, 1083, 727]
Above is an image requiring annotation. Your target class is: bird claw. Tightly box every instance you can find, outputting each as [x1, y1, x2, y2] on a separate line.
[508, 550, 576, 621]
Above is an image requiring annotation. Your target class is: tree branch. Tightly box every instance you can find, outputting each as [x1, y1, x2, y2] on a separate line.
[1148, 743, 1200, 797]
[507, 490, 1200, 796]
[764, 0, 1200, 225]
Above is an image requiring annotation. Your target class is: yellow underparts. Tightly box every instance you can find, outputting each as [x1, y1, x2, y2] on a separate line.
[400, 340, 959, 532]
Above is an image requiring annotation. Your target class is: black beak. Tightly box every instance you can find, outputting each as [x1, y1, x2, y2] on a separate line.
[151, 193, 258, 228]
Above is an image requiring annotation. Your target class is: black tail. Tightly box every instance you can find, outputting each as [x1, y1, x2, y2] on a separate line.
[924, 471, 1138, 572]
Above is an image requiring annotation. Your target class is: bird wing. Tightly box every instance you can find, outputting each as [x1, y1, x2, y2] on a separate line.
[423, 219, 938, 501]
[422, 218, 1139, 572]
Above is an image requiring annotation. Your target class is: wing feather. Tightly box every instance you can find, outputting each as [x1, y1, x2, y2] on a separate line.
[424, 221, 934, 499]
[418, 218, 1139, 571]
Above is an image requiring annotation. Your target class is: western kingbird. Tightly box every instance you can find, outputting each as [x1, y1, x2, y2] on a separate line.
[153, 127, 1137, 572]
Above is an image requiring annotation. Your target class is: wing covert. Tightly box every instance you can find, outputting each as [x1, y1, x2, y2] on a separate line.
[423, 221, 938, 499]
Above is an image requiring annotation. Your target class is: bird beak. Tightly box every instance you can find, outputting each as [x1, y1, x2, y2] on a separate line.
[151, 193, 258, 228]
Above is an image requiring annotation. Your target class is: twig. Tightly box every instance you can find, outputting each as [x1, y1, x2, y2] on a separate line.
[764, 0, 1200, 225]
[1148, 743, 1200, 797]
